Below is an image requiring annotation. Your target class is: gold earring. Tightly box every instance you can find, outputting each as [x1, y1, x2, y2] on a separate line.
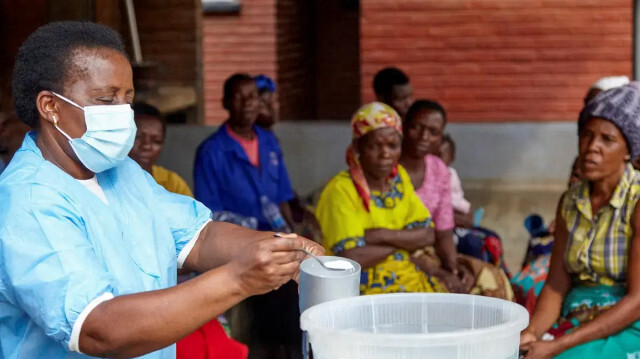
[52, 115, 58, 126]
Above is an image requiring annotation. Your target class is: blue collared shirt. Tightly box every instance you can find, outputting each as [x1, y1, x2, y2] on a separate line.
[194, 123, 294, 231]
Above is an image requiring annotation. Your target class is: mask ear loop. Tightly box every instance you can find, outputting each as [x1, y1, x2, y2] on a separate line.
[51, 91, 85, 111]
[50, 92, 83, 141]
[51, 114, 73, 141]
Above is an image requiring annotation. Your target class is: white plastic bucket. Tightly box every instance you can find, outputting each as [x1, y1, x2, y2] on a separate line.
[300, 293, 529, 359]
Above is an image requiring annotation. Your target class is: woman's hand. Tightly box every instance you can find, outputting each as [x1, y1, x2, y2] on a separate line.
[437, 265, 473, 293]
[520, 328, 538, 346]
[457, 263, 475, 293]
[292, 234, 325, 282]
[302, 237, 324, 256]
[410, 252, 465, 292]
[271, 232, 325, 283]
[434, 229, 457, 272]
[521, 340, 562, 359]
[454, 210, 474, 229]
[439, 271, 466, 293]
[229, 235, 319, 296]
[547, 220, 557, 235]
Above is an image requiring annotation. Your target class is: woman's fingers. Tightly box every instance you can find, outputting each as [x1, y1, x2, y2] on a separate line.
[271, 250, 305, 264]
[519, 330, 538, 347]
[303, 239, 325, 257]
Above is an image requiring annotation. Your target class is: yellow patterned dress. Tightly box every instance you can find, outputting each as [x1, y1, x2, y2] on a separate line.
[316, 165, 447, 294]
[152, 165, 193, 198]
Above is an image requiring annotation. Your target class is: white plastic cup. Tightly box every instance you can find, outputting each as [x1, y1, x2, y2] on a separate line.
[299, 256, 361, 313]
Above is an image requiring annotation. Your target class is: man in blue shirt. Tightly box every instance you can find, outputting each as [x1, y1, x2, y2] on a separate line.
[194, 73, 294, 231]
[194, 73, 300, 358]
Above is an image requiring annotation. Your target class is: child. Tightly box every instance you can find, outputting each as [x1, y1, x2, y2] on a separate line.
[439, 134, 485, 226]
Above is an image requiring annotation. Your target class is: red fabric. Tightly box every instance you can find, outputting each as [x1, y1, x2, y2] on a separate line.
[226, 125, 259, 167]
[345, 145, 372, 212]
[177, 320, 248, 359]
[547, 320, 575, 338]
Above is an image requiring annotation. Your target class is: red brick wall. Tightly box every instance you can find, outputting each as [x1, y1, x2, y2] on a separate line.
[203, 0, 361, 123]
[135, 0, 199, 86]
[276, 0, 315, 120]
[0, 0, 47, 112]
[202, 0, 277, 125]
[360, 0, 632, 122]
[313, 0, 361, 119]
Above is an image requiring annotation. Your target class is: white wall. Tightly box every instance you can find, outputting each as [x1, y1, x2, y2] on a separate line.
[158, 121, 578, 195]
[446, 122, 577, 190]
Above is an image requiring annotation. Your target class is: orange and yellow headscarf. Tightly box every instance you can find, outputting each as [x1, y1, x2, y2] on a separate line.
[347, 102, 403, 212]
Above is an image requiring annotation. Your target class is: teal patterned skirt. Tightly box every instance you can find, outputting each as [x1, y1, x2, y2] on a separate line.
[552, 285, 640, 359]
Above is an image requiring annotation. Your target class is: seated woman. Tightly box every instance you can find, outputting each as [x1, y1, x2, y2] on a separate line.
[316, 102, 447, 294]
[520, 83, 640, 358]
[399, 100, 512, 299]
[129, 103, 193, 196]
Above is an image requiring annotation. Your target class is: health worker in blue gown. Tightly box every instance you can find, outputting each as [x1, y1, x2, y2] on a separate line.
[0, 21, 321, 359]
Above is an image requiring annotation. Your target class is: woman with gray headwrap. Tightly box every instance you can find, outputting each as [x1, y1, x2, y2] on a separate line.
[519, 83, 640, 358]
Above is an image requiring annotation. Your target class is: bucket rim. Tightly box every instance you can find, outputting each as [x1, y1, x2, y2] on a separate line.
[300, 293, 529, 344]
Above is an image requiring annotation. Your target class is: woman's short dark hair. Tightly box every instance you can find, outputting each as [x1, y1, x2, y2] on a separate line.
[373, 67, 409, 98]
[12, 21, 127, 128]
[405, 99, 447, 129]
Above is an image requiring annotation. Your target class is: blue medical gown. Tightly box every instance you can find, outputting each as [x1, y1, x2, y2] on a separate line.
[0, 132, 212, 358]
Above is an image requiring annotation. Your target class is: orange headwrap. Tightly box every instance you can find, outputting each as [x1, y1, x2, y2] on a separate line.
[346, 102, 403, 212]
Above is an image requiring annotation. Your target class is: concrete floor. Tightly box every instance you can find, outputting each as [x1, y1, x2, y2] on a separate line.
[464, 183, 565, 272]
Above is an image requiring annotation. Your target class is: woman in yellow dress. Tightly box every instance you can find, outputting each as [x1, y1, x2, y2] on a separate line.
[129, 102, 193, 197]
[316, 102, 450, 294]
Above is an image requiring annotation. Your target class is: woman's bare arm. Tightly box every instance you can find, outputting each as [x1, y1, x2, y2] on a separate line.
[523, 196, 572, 339]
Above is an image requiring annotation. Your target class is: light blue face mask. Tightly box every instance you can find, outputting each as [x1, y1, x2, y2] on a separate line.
[52, 92, 136, 173]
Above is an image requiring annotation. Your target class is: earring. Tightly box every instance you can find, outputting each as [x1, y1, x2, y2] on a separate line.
[52, 115, 58, 126]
